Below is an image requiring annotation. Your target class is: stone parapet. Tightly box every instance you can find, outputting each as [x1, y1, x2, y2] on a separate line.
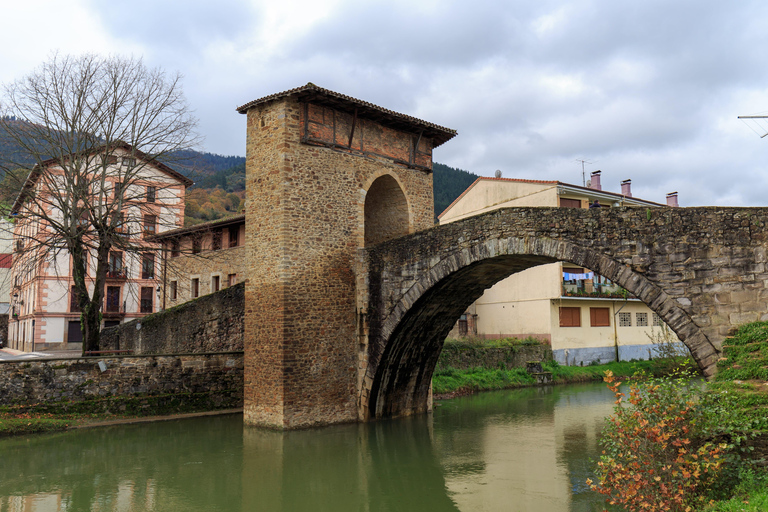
[101, 282, 244, 354]
[0, 353, 244, 413]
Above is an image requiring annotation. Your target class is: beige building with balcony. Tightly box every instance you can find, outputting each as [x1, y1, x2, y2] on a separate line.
[439, 171, 683, 365]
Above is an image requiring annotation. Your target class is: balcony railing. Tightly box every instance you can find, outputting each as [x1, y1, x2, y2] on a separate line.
[103, 302, 125, 315]
[562, 273, 634, 299]
[106, 268, 128, 280]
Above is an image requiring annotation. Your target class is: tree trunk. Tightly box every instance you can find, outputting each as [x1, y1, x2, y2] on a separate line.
[82, 301, 101, 353]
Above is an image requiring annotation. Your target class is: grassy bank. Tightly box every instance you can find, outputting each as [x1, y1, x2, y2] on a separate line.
[433, 358, 671, 396]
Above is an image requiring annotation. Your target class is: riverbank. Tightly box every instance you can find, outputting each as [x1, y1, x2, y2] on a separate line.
[433, 358, 673, 399]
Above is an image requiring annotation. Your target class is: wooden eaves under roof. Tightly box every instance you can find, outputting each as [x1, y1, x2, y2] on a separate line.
[236, 83, 457, 148]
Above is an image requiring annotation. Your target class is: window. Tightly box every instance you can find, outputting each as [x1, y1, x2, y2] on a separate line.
[192, 237, 201, 254]
[191, 278, 199, 298]
[79, 212, 89, 227]
[106, 286, 120, 312]
[108, 252, 124, 278]
[146, 186, 156, 203]
[140, 287, 153, 313]
[559, 307, 581, 327]
[212, 275, 220, 292]
[618, 312, 632, 327]
[143, 215, 156, 236]
[229, 226, 239, 248]
[103, 155, 118, 165]
[141, 253, 155, 279]
[559, 198, 582, 208]
[652, 313, 663, 327]
[114, 182, 123, 199]
[636, 312, 648, 327]
[170, 281, 177, 300]
[227, 273, 237, 287]
[212, 229, 222, 250]
[15, 239, 23, 253]
[122, 157, 136, 167]
[70, 286, 81, 312]
[112, 213, 127, 235]
[590, 307, 611, 327]
[171, 239, 180, 258]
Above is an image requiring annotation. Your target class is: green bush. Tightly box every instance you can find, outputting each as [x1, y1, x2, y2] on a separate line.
[590, 369, 728, 512]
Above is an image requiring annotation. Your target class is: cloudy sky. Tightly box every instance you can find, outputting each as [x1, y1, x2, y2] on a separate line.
[3, 0, 768, 206]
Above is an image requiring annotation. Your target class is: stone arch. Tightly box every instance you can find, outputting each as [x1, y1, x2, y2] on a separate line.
[363, 173, 411, 246]
[362, 236, 718, 420]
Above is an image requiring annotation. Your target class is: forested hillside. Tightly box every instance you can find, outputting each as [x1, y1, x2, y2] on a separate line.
[0, 121, 479, 225]
[184, 160, 478, 225]
[432, 162, 478, 216]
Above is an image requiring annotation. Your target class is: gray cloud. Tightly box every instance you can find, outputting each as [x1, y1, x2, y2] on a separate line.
[6, 0, 768, 206]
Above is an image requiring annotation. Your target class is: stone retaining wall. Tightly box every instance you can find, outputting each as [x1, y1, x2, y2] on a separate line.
[436, 344, 552, 371]
[0, 353, 244, 414]
[100, 283, 244, 354]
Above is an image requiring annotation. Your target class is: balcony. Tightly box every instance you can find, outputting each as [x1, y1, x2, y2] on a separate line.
[106, 268, 128, 280]
[562, 272, 634, 300]
[103, 300, 125, 317]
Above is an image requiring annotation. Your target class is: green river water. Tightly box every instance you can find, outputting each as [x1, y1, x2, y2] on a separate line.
[0, 382, 617, 511]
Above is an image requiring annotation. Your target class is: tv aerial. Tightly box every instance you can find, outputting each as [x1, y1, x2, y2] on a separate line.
[575, 159, 595, 187]
[738, 113, 768, 138]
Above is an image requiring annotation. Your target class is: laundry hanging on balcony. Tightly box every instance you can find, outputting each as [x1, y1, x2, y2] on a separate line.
[563, 272, 594, 281]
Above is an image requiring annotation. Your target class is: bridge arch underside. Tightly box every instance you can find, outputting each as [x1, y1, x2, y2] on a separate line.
[365, 239, 721, 421]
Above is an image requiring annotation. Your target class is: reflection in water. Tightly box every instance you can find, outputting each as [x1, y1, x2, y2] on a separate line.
[0, 383, 616, 511]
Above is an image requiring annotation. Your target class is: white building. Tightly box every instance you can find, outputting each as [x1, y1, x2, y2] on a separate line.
[7, 143, 191, 351]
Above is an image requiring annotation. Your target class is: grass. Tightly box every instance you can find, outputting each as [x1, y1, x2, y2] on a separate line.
[432, 358, 670, 395]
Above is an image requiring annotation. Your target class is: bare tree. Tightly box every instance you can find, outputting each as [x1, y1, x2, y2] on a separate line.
[0, 53, 199, 353]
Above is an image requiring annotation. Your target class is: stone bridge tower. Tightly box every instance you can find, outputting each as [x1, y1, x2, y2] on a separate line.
[236, 84, 456, 429]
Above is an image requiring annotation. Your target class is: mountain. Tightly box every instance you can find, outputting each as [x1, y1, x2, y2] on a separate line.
[432, 162, 478, 216]
[0, 122, 479, 223]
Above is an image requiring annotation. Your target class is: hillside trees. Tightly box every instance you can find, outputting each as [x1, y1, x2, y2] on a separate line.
[0, 53, 199, 352]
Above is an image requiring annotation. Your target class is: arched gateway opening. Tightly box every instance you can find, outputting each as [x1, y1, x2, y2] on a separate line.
[364, 175, 410, 246]
[362, 235, 720, 421]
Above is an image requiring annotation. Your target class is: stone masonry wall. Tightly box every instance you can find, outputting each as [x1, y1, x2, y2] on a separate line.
[163, 235, 246, 308]
[436, 343, 553, 371]
[0, 353, 244, 412]
[244, 96, 436, 428]
[101, 282, 244, 354]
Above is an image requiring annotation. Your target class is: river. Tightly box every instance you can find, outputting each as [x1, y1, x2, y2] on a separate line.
[0, 382, 618, 511]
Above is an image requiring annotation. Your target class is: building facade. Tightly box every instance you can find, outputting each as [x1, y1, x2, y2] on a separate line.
[151, 214, 246, 309]
[7, 144, 191, 352]
[439, 171, 683, 365]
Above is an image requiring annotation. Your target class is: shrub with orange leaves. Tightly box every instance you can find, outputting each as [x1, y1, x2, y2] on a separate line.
[588, 369, 728, 512]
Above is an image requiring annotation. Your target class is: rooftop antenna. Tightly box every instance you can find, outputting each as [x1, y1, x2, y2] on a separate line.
[575, 159, 594, 187]
[738, 113, 768, 138]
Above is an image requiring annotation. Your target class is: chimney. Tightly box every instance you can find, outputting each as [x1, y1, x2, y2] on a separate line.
[666, 192, 679, 207]
[621, 179, 632, 197]
[589, 170, 602, 190]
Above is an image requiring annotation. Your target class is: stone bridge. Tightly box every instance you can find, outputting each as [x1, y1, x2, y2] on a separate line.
[359, 206, 768, 420]
[239, 84, 768, 429]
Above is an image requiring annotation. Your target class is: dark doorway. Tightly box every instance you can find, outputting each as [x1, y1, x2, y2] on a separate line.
[67, 321, 83, 343]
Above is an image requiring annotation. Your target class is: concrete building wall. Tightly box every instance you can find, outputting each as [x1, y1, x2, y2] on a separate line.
[440, 180, 558, 222]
